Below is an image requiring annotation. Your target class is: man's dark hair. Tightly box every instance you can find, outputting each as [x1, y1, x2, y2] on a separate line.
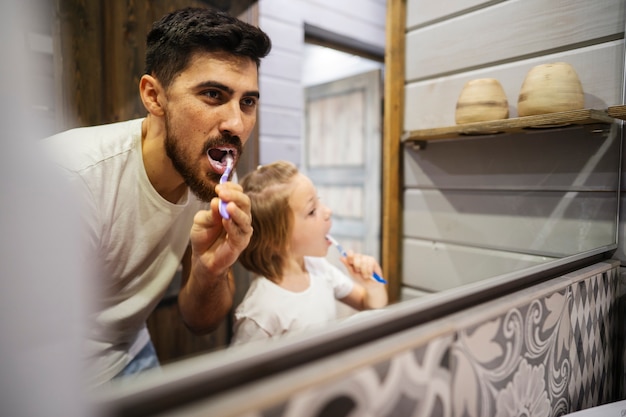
[145, 7, 272, 88]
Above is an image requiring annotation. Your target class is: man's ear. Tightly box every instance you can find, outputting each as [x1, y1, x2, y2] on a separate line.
[139, 74, 165, 117]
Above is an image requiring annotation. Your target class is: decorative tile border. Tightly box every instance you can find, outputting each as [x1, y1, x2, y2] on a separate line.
[449, 266, 618, 417]
[569, 268, 617, 409]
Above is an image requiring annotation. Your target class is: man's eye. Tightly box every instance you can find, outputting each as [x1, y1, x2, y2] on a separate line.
[204, 90, 221, 100]
[241, 97, 257, 108]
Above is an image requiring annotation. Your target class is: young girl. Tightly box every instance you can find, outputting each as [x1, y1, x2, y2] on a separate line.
[231, 160, 388, 345]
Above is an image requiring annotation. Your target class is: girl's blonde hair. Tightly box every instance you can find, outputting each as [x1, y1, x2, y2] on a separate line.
[239, 160, 299, 282]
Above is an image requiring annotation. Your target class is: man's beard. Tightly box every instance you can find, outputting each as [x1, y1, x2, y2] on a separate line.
[165, 137, 217, 203]
[164, 118, 243, 203]
[164, 128, 220, 203]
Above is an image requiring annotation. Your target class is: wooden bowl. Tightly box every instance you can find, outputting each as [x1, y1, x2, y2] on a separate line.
[455, 78, 509, 124]
[517, 62, 584, 116]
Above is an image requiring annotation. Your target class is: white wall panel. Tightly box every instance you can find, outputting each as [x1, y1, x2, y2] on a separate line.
[402, 238, 555, 292]
[403, 125, 621, 191]
[261, 48, 302, 82]
[404, 189, 617, 257]
[259, 16, 303, 53]
[304, 0, 387, 29]
[259, 76, 303, 110]
[259, 0, 305, 23]
[260, 137, 302, 166]
[405, 0, 624, 81]
[300, 2, 386, 49]
[406, 0, 503, 28]
[259, 108, 302, 137]
[259, 16, 304, 55]
[404, 42, 624, 130]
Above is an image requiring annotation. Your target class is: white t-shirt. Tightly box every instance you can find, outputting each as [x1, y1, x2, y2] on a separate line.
[231, 256, 355, 345]
[43, 118, 208, 386]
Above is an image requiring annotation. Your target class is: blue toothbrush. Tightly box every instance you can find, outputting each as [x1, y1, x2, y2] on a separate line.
[326, 234, 387, 284]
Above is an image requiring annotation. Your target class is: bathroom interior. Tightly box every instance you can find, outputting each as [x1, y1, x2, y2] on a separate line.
[3, 0, 626, 416]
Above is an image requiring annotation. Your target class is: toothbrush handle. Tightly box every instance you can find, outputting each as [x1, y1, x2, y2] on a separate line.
[218, 161, 233, 219]
[371, 272, 387, 284]
[218, 173, 230, 218]
[219, 200, 230, 219]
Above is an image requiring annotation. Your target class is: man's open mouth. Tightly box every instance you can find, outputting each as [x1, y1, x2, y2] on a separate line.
[207, 147, 236, 174]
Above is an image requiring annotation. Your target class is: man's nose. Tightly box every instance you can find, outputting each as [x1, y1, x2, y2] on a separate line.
[218, 101, 245, 137]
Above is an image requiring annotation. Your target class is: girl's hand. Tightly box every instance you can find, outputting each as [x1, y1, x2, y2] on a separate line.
[340, 250, 384, 286]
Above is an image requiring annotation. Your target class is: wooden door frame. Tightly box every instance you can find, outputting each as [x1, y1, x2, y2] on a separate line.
[303, 68, 383, 259]
[382, 0, 406, 303]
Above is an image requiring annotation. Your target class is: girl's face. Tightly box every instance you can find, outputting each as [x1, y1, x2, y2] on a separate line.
[288, 173, 332, 258]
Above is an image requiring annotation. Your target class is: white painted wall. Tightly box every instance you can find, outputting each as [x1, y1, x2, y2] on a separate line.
[258, 0, 387, 166]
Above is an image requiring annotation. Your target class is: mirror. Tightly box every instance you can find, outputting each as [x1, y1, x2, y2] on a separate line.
[21, 0, 624, 396]
[399, 122, 621, 294]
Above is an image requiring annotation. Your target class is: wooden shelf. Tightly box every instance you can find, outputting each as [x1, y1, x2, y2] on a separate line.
[608, 104, 626, 120]
[402, 107, 622, 145]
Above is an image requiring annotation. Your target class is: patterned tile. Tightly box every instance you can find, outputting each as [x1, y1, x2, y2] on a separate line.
[568, 269, 617, 410]
[448, 267, 619, 417]
[450, 289, 571, 417]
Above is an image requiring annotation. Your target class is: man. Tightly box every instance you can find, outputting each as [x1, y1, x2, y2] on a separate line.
[42, 7, 271, 387]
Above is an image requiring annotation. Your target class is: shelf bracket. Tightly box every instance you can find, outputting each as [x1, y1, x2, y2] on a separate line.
[406, 140, 427, 151]
[583, 123, 612, 137]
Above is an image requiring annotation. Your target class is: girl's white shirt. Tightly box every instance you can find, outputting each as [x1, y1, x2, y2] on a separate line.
[232, 256, 354, 345]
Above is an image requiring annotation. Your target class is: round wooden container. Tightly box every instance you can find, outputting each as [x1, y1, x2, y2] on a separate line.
[455, 78, 509, 124]
[517, 62, 584, 116]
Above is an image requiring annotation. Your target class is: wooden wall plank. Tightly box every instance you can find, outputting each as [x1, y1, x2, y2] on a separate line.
[56, 0, 104, 128]
[403, 189, 618, 257]
[56, 0, 209, 129]
[382, 0, 405, 302]
[403, 124, 621, 190]
[146, 298, 229, 364]
[405, 0, 624, 81]
[402, 238, 556, 292]
[404, 42, 624, 129]
[102, 1, 146, 123]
